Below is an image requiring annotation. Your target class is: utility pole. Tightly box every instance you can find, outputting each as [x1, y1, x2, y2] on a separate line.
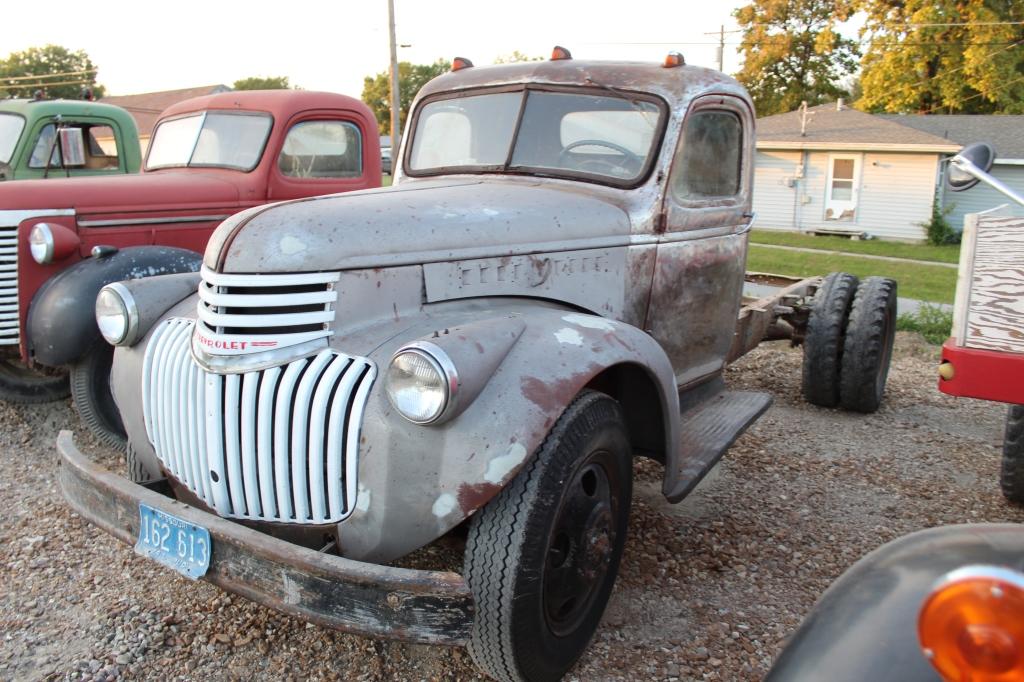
[387, 0, 401, 157]
[716, 24, 724, 72]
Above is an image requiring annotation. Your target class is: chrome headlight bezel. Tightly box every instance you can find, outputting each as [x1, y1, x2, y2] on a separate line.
[96, 282, 140, 346]
[29, 223, 54, 264]
[385, 341, 459, 425]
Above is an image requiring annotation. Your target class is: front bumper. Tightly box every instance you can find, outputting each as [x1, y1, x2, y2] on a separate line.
[939, 339, 1024, 405]
[57, 431, 474, 646]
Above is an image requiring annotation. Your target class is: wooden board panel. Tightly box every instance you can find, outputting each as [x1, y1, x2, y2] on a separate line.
[961, 214, 1024, 353]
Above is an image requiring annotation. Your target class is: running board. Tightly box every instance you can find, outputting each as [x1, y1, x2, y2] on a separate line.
[663, 390, 772, 503]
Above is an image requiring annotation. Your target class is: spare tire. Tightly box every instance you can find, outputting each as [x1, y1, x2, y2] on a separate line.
[839, 277, 898, 413]
[801, 272, 859, 407]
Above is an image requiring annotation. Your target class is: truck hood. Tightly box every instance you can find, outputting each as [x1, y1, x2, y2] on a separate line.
[208, 179, 632, 273]
[0, 170, 241, 213]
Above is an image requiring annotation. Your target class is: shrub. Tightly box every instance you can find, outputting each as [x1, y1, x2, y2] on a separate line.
[896, 303, 953, 344]
[919, 197, 959, 246]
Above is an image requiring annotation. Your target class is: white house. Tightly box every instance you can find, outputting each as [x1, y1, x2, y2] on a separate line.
[754, 103, 960, 241]
[878, 114, 1024, 229]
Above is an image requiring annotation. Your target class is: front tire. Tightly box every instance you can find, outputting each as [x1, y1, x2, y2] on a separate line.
[0, 357, 70, 403]
[70, 343, 126, 451]
[464, 391, 632, 682]
[1001, 405, 1024, 505]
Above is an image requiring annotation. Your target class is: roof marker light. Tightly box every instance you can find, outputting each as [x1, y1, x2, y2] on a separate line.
[451, 57, 474, 71]
[551, 46, 572, 61]
[664, 51, 685, 68]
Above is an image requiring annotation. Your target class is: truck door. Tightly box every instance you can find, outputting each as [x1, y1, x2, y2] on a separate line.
[646, 95, 754, 387]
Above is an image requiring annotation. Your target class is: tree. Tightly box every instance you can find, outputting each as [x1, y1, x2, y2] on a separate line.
[0, 45, 104, 100]
[233, 76, 292, 91]
[361, 59, 451, 135]
[734, 0, 859, 116]
[856, 0, 1024, 114]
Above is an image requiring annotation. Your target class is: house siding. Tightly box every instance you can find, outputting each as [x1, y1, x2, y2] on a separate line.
[944, 165, 1024, 230]
[751, 151, 800, 229]
[754, 150, 938, 241]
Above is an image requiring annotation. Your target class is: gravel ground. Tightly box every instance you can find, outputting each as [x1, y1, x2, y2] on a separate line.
[2, 333, 1023, 682]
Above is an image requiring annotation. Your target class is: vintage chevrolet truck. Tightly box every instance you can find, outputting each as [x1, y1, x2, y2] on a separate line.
[1, 89, 380, 448]
[0, 98, 142, 181]
[59, 51, 897, 681]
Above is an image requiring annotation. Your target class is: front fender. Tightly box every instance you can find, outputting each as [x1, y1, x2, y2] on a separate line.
[343, 304, 680, 562]
[27, 246, 201, 366]
[766, 523, 1024, 682]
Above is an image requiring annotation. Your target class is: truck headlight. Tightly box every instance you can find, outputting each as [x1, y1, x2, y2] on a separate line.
[29, 223, 55, 264]
[386, 343, 457, 424]
[96, 283, 139, 346]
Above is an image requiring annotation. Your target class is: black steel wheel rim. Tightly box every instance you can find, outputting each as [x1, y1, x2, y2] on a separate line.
[542, 449, 623, 638]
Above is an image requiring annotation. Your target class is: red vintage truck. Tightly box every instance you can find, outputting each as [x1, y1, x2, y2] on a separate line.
[0, 89, 380, 447]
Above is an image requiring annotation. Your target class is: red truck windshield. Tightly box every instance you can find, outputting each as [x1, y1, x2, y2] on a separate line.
[146, 111, 272, 172]
[407, 87, 664, 187]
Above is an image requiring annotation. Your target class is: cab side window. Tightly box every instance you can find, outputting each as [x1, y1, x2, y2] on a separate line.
[29, 123, 121, 170]
[278, 120, 363, 178]
[671, 111, 743, 202]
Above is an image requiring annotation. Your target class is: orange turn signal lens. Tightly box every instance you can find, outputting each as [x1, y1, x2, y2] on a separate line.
[451, 57, 474, 71]
[663, 51, 685, 68]
[919, 566, 1024, 682]
[551, 45, 572, 61]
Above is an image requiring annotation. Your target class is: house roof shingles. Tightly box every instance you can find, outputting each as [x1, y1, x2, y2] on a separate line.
[757, 103, 960, 153]
[878, 114, 1024, 161]
[100, 84, 230, 137]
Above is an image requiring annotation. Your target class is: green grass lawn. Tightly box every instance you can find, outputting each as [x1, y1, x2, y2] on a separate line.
[747, 244, 956, 304]
[750, 230, 961, 264]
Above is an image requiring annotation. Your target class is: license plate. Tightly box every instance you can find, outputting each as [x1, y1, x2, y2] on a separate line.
[135, 503, 211, 579]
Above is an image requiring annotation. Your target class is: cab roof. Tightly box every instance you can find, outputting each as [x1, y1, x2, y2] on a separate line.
[157, 90, 370, 120]
[417, 59, 750, 111]
[0, 98, 138, 123]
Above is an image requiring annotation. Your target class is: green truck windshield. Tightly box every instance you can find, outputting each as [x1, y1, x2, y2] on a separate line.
[0, 114, 25, 164]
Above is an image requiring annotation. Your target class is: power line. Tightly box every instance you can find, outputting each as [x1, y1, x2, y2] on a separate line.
[1, 69, 97, 82]
[1, 79, 95, 89]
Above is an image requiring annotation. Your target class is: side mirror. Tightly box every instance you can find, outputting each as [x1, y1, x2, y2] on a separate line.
[58, 127, 87, 167]
[947, 142, 995, 192]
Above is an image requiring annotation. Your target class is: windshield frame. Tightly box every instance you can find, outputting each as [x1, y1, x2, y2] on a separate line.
[0, 112, 26, 165]
[144, 109, 274, 172]
[403, 84, 669, 189]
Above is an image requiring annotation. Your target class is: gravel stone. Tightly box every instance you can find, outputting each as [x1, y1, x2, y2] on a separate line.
[2, 334, 1022, 680]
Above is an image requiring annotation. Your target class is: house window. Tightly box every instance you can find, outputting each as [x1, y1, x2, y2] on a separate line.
[671, 110, 743, 201]
[825, 154, 861, 221]
[278, 120, 363, 178]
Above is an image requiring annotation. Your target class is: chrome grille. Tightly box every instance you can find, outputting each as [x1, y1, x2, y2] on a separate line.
[0, 225, 18, 346]
[142, 318, 376, 524]
[196, 266, 339, 353]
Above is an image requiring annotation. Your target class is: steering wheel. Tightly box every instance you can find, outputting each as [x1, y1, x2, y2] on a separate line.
[559, 139, 641, 176]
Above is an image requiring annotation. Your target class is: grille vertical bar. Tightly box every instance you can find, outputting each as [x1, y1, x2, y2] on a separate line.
[142, 319, 375, 524]
[0, 225, 17, 346]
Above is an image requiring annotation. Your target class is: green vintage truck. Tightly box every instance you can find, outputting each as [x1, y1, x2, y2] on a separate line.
[0, 98, 141, 180]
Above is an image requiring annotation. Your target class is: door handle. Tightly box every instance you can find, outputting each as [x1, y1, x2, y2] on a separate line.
[737, 212, 757, 234]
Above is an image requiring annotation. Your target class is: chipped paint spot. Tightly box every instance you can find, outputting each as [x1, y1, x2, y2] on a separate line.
[355, 484, 371, 513]
[282, 572, 301, 605]
[485, 442, 526, 484]
[563, 313, 617, 332]
[279, 235, 307, 255]
[432, 493, 457, 517]
[482, 208, 500, 216]
[554, 327, 584, 346]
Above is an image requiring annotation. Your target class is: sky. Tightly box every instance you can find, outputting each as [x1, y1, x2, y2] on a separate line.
[0, 0, 750, 97]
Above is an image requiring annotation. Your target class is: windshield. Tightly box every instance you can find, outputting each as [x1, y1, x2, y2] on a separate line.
[146, 111, 273, 171]
[0, 114, 25, 164]
[407, 88, 663, 185]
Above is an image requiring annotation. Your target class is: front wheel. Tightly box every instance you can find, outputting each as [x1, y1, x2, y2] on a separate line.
[0, 356, 70, 403]
[70, 343, 126, 451]
[464, 390, 632, 682]
[1001, 405, 1024, 505]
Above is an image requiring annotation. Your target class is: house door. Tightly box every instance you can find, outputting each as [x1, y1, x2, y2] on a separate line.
[825, 154, 860, 221]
